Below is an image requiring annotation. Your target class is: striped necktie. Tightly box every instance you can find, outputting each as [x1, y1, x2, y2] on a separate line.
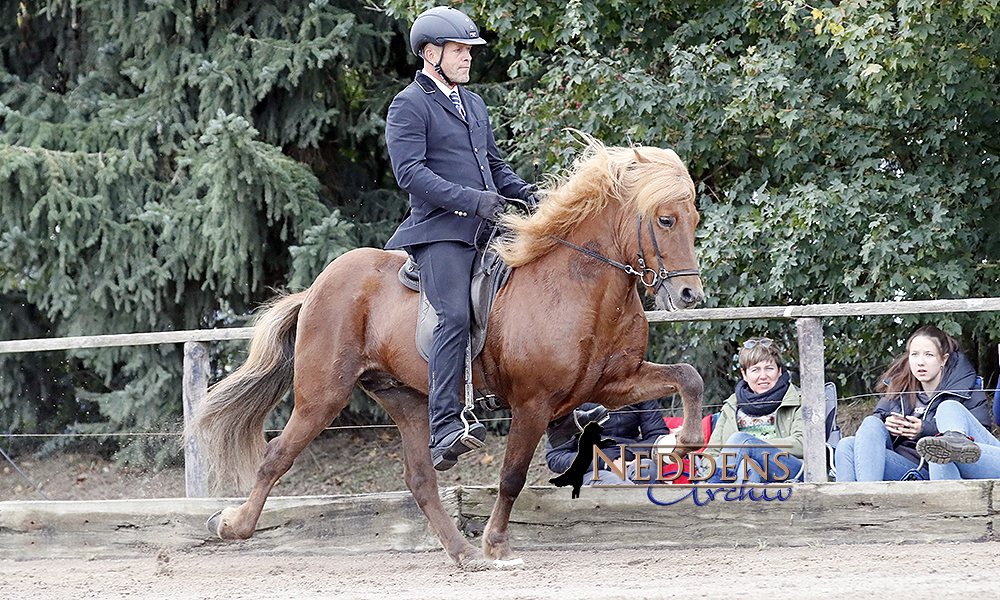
[449, 90, 466, 120]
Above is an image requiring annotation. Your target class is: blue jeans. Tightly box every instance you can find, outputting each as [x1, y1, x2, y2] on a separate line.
[928, 400, 1000, 480]
[835, 415, 926, 481]
[705, 432, 802, 484]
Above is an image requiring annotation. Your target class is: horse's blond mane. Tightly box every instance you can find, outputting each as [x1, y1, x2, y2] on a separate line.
[495, 137, 695, 268]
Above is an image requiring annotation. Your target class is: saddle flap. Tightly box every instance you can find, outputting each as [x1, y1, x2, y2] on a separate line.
[402, 250, 511, 365]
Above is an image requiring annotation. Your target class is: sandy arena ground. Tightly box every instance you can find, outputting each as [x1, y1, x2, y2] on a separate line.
[2, 541, 999, 599]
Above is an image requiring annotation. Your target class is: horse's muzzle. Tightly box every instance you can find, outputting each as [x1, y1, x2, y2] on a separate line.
[678, 284, 704, 308]
[654, 279, 704, 311]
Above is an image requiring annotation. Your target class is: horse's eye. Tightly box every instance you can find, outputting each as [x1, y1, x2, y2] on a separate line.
[658, 215, 676, 228]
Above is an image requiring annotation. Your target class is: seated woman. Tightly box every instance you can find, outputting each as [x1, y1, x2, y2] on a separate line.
[835, 325, 989, 481]
[545, 399, 669, 485]
[701, 336, 803, 484]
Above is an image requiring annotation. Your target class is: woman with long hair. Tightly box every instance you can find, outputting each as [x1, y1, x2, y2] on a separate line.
[835, 326, 990, 481]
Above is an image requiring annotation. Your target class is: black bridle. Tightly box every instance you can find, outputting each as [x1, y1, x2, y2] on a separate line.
[550, 216, 700, 304]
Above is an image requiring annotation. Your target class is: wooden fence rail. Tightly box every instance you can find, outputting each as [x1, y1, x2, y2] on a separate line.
[3, 297, 1000, 496]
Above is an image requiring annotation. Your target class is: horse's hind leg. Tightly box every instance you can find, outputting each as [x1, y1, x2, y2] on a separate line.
[365, 376, 489, 570]
[211, 382, 352, 541]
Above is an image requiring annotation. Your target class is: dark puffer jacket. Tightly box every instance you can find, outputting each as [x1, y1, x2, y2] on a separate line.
[545, 400, 668, 475]
[872, 351, 988, 459]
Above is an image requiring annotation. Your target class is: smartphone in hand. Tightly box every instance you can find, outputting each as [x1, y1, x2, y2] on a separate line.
[885, 413, 906, 435]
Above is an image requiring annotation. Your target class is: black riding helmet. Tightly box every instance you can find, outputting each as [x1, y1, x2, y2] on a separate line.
[409, 6, 486, 58]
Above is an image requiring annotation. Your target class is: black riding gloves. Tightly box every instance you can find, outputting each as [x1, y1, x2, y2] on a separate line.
[523, 184, 543, 209]
[475, 187, 543, 221]
[506, 184, 543, 213]
[475, 191, 506, 222]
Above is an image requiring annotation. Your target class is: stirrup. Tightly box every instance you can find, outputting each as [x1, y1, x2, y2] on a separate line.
[460, 335, 486, 449]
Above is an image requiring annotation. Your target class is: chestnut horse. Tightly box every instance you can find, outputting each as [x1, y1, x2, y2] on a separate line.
[190, 138, 705, 569]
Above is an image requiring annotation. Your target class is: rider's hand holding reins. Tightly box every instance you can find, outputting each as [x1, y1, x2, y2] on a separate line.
[475, 191, 506, 221]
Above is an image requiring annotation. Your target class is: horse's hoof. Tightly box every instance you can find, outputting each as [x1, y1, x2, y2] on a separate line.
[206, 510, 224, 536]
[493, 557, 525, 569]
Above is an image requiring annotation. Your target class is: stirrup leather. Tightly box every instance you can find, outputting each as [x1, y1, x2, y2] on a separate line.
[460, 336, 486, 449]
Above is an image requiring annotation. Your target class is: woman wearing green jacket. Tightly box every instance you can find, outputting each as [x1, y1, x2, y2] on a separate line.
[700, 337, 804, 484]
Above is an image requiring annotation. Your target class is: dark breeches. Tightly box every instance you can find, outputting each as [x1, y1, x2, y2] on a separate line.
[409, 240, 477, 445]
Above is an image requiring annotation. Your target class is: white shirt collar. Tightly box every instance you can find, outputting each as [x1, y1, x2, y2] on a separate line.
[421, 67, 459, 96]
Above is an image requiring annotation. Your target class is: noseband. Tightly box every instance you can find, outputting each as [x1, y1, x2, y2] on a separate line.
[550, 216, 700, 298]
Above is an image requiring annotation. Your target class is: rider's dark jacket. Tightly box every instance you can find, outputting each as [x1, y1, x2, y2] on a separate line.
[384, 71, 532, 250]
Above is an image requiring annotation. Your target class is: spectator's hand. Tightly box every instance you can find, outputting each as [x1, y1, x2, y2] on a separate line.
[612, 456, 637, 474]
[884, 415, 904, 435]
[885, 414, 923, 439]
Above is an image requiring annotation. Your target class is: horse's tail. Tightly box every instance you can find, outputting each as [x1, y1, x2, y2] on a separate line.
[189, 291, 305, 494]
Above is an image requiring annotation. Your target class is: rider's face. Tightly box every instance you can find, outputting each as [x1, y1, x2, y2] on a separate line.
[424, 42, 472, 85]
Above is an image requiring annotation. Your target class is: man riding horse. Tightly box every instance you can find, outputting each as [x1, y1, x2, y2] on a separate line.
[192, 7, 705, 570]
[384, 6, 540, 471]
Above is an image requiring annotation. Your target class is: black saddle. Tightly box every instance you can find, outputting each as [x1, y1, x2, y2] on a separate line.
[397, 248, 512, 366]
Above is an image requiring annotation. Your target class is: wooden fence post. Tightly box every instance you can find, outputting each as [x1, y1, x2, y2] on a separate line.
[182, 341, 210, 498]
[796, 317, 826, 482]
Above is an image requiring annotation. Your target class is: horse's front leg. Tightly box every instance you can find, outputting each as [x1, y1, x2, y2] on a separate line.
[601, 361, 705, 458]
[482, 403, 548, 565]
[662, 362, 706, 456]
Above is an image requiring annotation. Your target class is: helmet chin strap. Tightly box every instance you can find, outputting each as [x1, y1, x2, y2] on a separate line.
[427, 47, 455, 87]
[435, 63, 455, 86]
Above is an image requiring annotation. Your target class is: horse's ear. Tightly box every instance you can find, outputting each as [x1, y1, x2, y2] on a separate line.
[633, 148, 650, 164]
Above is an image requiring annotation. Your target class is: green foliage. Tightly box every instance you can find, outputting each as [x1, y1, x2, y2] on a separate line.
[0, 296, 85, 447]
[288, 209, 356, 290]
[0, 0, 401, 462]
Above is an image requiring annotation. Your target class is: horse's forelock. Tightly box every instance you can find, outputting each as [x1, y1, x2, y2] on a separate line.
[625, 147, 695, 221]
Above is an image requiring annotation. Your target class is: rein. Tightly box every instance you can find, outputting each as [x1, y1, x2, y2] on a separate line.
[550, 216, 699, 297]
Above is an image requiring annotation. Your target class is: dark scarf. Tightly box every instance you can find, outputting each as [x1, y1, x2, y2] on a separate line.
[736, 369, 790, 416]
